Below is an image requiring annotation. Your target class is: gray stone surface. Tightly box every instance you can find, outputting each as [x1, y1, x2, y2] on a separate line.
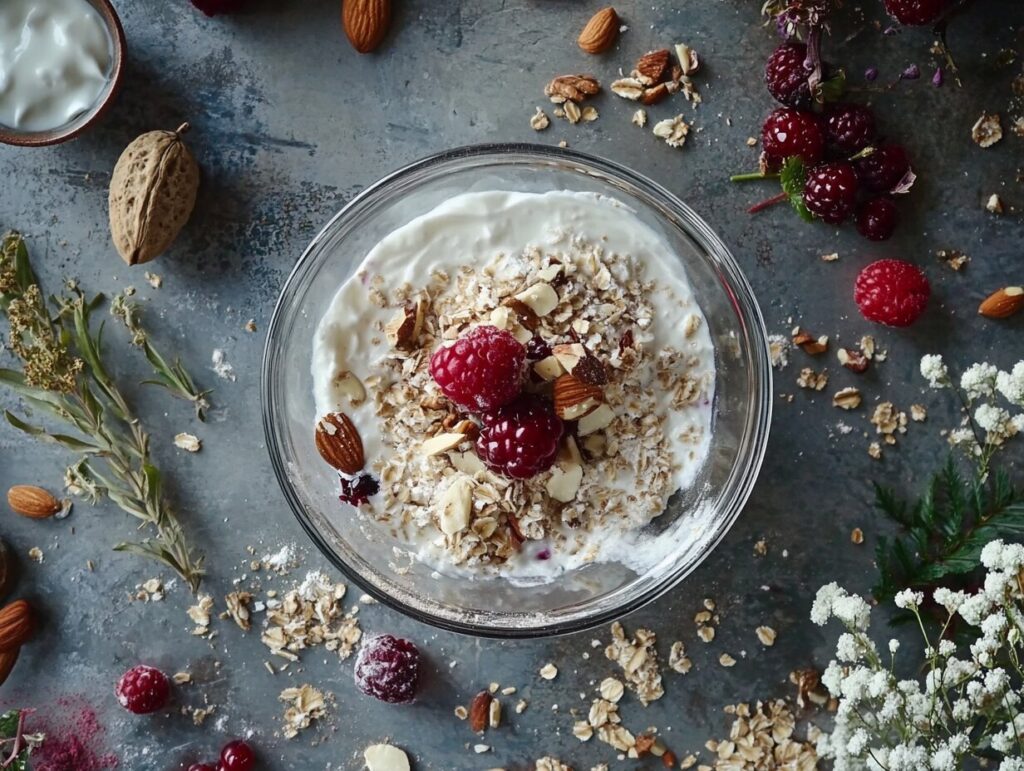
[0, 1, 1022, 768]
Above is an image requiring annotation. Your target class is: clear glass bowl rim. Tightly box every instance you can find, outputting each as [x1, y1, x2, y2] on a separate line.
[261, 143, 773, 638]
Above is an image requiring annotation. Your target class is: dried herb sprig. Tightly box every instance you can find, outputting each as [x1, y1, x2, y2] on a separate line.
[0, 709, 43, 769]
[0, 231, 204, 591]
[110, 291, 211, 420]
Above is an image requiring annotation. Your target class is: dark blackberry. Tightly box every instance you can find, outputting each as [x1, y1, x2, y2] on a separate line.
[761, 108, 825, 167]
[855, 145, 911, 193]
[857, 198, 899, 241]
[803, 162, 859, 224]
[824, 103, 877, 154]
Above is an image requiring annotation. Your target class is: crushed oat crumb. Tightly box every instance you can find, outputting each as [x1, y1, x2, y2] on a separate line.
[539, 662, 559, 680]
[530, 107, 551, 131]
[279, 683, 328, 739]
[971, 112, 1003, 147]
[605, 621, 664, 704]
[755, 626, 776, 647]
[796, 368, 828, 391]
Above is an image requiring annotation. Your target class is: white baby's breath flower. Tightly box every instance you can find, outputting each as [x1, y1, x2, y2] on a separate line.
[960, 362, 999, 399]
[888, 639, 900, 654]
[996, 362, 1024, 406]
[976, 403, 1012, 435]
[920, 354, 948, 387]
[894, 589, 924, 610]
[933, 587, 968, 614]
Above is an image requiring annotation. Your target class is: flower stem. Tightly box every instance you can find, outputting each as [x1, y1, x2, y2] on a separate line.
[748, 191, 789, 214]
[730, 172, 779, 182]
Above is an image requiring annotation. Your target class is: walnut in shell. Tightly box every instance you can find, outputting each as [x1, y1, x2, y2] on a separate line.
[108, 123, 200, 266]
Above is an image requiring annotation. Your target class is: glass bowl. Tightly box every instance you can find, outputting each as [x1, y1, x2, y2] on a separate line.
[262, 144, 772, 638]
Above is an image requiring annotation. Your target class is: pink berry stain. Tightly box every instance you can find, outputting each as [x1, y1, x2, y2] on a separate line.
[30, 697, 118, 771]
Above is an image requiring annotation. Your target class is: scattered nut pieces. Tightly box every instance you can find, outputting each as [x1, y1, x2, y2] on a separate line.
[606, 621, 663, 704]
[792, 329, 828, 355]
[174, 432, 201, 452]
[632, 108, 647, 127]
[937, 248, 970, 271]
[755, 626, 777, 647]
[673, 42, 700, 75]
[910, 404, 927, 422]
[223, 591, 252, 631]
[820, 252, 839, 262]
[832, 387, 862, 410]
[838, 347, 869, 374]
[545, 74, 601, 104]
[697, 625, 715, 643]
[668, 641, 692, 674]
[971, 112, 1003, 147]
[985, 193, 1004, 213]
[851, 527, 865, 545]
[363, 743, 410, 771]
[796, 368, 828, 391]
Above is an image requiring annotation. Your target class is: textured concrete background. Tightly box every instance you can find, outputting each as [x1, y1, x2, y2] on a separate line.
[0, 1, 1022, 769]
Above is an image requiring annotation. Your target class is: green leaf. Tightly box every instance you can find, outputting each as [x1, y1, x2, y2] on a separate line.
[4, 411, 100, 453]
[0, 709, 20, 736]
[779, 157, 813, 222]
[817, 69, 846, 102]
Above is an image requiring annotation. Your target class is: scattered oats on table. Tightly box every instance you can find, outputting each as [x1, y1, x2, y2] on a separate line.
[530, 107, 550, 131]
[820, 252, 839, 262]
[223, 591, 253, 631]
[755, 625, 777, 647]
[833, 387, 862, 410]
[719, 653, 737, 667]
[27, 547, 43, 564]
[632, 108, 647, 127]
[652, 115, 691, 148]
[539, 662, 559, 680]
[187, 593, 215, 636]
[910, 404, 927, 422]
[279, 683, 328, 739]
[796, 367, 828, 391]
[173, 432, 201, 452]
[144, 271, 162, 289]
[971, 112, 1003, 147]
[868, 441, 882, 460]
[669, 641, 692, 674]
[605, 621, 664, 704]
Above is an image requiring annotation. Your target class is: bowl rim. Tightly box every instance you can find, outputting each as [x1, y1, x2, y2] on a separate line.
[262, 143, 773, 638]
[0, 0, 126, 148]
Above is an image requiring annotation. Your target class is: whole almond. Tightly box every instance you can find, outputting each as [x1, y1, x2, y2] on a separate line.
[979, 286, 1024, 318]
[109, 124, 199, 266]
[553, 374, 603, 420]
[469, 690, 492, 732]
[315, 413, 365, 475]
[0, 599, 34, 651]
[343, 0, 391, 54]
[578, 7, 619, 54]
[7, 485, 61, 519]
[0, 646, 18, 686]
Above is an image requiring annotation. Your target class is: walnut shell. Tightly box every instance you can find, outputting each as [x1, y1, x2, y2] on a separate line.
[108, 123, 200, 266]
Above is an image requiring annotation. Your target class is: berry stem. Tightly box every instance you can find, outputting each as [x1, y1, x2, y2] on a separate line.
[730, 171, 780, 182]
[748, 191, 789, 214]
[804, 23, 824, 101]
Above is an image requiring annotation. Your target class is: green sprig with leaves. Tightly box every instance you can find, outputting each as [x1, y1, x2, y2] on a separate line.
[0, 709, 43, 770]
[0, 231, 205, 591]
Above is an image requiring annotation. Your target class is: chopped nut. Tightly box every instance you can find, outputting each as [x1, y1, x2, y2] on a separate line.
[832, 387, 862, 410]
[821, 252, 839, 262]
[438, 476, 474, 536]
[986, 193, 1004, 213]
[545, 74, 601, 103]
[421, 432, 469, 456]
[454, 705, 468, 720]
[673, 42, 700, 75]
[632, 108, 648, 127]
[668, 641, 692, 674]
[910, 404, 927, 422]
[796, 367, 828, 391]
[850, 527, 864, 545]
[838, 347, 869, 373]
[937, 248, 970, 271]
[514, 282, 559, 317]
[971, 112, 1003, 147]
[174, 432, 201, 452]
[793, 330, 828, 355]
[488, 697, 501, 728]
[755, 625, 777, 646]
[636, 49, 671, 83]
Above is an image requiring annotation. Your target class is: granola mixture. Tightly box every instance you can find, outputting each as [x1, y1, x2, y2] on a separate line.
[313, 191, 715, 579]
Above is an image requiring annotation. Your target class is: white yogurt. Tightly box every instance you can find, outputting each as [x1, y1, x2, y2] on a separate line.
[0, 0, 113, 132]
[313, 191, 716, 580]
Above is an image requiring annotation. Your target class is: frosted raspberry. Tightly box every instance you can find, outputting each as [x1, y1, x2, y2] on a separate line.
[429, 326, 525, 412]
[854, 259, 930, 327]
[354, 634, 420, 704]
[476, 395, 564, 479]
[115, 665, 170, 714]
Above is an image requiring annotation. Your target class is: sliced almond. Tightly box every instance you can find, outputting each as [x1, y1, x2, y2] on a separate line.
[363, 743, 411, 771]
[674, 42, 700, 75]
[577, 403, 614, 436]
[546, 444, 584, 503]
[536, 263, 563, 283]
[979, 286, 1024, 318]
[552, 343, 585, 372]
[449, 451, 486, 475]
[384, 303, 423, 351]
[514, 282, 559, 317]
[334, 370, 366, 405]
[438, 476, 474, 535]
[533, 355, 565, 382]
[553, 374, 603, 420]
[421, 432, 468, 456]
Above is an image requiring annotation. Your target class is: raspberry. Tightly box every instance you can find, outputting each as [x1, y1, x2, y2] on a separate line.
[190, 0, 245, 15]
[339, 473, 379, 506]
[803, 162, 859, 224]
[855, 144, 910, 192]
[824, 103, 876, 154]
[354, 634, 420, 704]
[854, 259, 930, 327]
[476, 395, 564, 479]
[429, 325, 525, 412]
[857, 197, 899, 241]
[884, 0, 947, 25]
[764, 43, 812, 107]
[187, 765, 216, 771]
[761, 108, 824, 167]
[115, 665, 170, 714]
[219, 740, 256, 771]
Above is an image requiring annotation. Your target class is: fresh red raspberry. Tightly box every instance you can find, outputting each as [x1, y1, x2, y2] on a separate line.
[354, 634, 420, 704]
[824, 103, 876, 154]
[761, 108, 824, 167]
[219, 740, 256, 771]
[115, 665, 170, 714]
[854, 259, 930, 327]
[187, 765, 216, 771]
[429, 325, 525, 412]
[764, 42, 813, 107]
[884, 0, 947, 25]
[476, 395, 564, 479]
[857, 197, 899, 241]
[855, 144, 911, 192]
[190, 0, 245, 16]
[803, 162, 859, 224]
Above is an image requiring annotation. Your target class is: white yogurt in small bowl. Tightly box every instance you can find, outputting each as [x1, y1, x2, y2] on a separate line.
[0, 0, 124, 146]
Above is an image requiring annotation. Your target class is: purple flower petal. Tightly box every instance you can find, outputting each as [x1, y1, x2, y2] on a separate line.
[932, 67, 943, 86]
[900, 64, 921, 80]
[865, 66, 879, 82]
